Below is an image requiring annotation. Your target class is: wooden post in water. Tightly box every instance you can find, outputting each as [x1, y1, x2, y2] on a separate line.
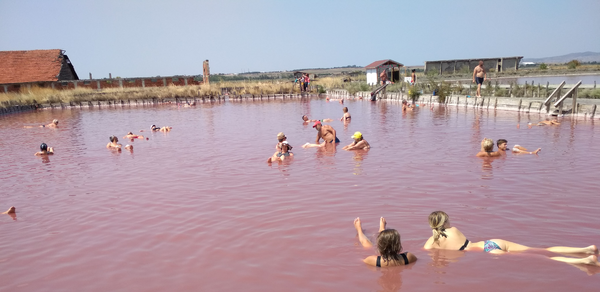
[591, 104, 597, 118]
[524, 81, 527, 97]
[546, 82, 549, 97]
[537, 84, 540, 98]
[572, 87, 578, 117]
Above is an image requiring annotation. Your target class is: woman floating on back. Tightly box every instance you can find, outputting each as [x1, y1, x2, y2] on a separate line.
[424, 211, 599, 266]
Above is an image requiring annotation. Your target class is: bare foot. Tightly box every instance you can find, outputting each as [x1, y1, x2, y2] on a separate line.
[379, 217, 387, 232]
[533, 148, 541, 155]
[2, 206, 15, 214]
[586, 245, 598, 255]
[583, 255, 600, 266]
[267, 157, 272, 163]
[354, 217, 363, 232]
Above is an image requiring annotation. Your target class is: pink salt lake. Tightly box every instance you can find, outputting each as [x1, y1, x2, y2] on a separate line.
[1, 98, 599, 291]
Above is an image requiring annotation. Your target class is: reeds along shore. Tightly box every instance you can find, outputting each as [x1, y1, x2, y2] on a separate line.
[0, 81, 315, 108]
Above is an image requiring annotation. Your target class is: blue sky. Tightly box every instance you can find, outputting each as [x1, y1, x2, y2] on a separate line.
[1, 0, 598, 78]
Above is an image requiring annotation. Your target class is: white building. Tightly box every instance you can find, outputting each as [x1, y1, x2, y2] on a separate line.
[365, 59, 403, 85]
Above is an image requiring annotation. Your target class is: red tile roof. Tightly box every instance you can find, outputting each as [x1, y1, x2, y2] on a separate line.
[0, 49, 65, 84]
[365, 59, 404, 69]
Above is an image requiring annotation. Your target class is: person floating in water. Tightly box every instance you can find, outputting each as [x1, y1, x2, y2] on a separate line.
[267, 141, 293, 163]
[343, 132, 370, 150]
[275, 132, 288, 152]
[530, 119, 561, 127]
[34, 143, 54, 156]
[2, 206, 16, 215]
[402, 100, 414, 112]
[354, 217, 417, 267]
[123, 132, 144, 139]
[302, 115, 333, 124]
[24, 119, 59, 128]
[125, 145, 133, 151]
[424, 211, 600, 266]
[497, 139, 541, 155]
[340, 107, 351, 121]
[106, 136, 122, 151]
[302, 121, 339, 148]
[476, 138, 501, 157]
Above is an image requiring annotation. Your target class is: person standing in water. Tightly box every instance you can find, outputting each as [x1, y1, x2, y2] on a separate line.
[340, 107, 351, 121]
[34, 143, 54, 156]
[472, 60, 486, 98]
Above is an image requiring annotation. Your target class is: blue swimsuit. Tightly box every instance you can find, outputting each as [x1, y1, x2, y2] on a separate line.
[484, 240, 502, 252]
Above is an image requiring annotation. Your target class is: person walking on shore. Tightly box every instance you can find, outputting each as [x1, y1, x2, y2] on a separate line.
[472, 61, 486, 98]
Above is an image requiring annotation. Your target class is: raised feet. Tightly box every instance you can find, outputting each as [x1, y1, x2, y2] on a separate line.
[583, 255, 600, 266]
[379, 217, 387, 232]
[533, 148, 542, 155]
[586, 245, 598, 255]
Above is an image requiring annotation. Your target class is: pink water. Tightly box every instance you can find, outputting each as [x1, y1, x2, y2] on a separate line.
[1, 99, 599, 291]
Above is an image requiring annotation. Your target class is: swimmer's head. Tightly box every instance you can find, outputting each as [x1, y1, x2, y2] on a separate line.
[127, 132, 133, 135]
[377, 229, 403, 263]
[342, 107, 348, 113]
[110, 136, 118, 143]
[52, 119, 58, 125]
[351, 131, 362, 141]
[302, 115, 308, 121]
[482, 138, 494, 152]
[313, 121, 322, 130]
[277, 132, 286, 142]
[429, 211, 449, 243]
[151, 125, 157, 130]
[497, 139, 508, 150]
[125, 144, 133, 150]
[281, 140, 292, 151]
[402, 100, 407, 105]
[40, 142, 48, 151]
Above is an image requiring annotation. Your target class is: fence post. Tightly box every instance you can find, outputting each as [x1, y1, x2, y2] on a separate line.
[524, 81, 527, 97]
[546, 82, 549, 97]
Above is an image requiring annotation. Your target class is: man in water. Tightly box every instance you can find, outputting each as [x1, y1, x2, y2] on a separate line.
[34, 143, 54, 156]
[472, 60, 486, 98]
[302, 115, 333, 124]
[24, 119, 59, 128]
[496, 139, 541, 155]
[302, 121, 339, 148]
[124, 132, 144, 139]
[343, 132, 370, 150]
[476, 138, 501, 157]
[2, 206, 15, 215]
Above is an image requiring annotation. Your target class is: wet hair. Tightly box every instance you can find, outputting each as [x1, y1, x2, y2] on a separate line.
[40, 143, 48, 151]
[377, 229, 403, 265]
[109, 136, 117, 143]
[342, 107, 348, 113]
[497, 139, 508, 147]
[429, 211, 449, 244]
[301, 115, 307, 121]
[482, 138, 494, 152]
[127, 132, 133, 135]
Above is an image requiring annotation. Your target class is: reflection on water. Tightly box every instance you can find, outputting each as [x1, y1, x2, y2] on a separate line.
[1, 98, 599, 291]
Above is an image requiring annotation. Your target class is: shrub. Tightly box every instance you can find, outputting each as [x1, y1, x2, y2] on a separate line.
[567, 60, 581, 69]
[408, 85, 421, 103]
[539, 63, 548, 70]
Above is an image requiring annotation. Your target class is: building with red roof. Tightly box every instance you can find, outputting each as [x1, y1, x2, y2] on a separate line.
[365, 59, 403, 85]
[0, 49, 79, 93]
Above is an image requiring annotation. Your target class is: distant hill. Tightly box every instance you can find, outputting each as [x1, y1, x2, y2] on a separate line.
[522, 52, 600, 64]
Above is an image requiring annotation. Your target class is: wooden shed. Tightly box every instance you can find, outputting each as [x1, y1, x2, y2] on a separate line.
[365, 59, 403, 85]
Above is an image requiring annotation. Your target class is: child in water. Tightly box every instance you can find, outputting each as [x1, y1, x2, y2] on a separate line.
[34, 143, 54, 156]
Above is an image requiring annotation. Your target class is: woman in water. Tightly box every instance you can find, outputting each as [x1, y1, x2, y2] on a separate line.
[476, 138, 501, 157]
[354, 217, 417, 267]
[340, 107, 351, 121]
[106, 136, 122, 150]
[123, 132, 144, 139]
[423, 211, 599, 266]
[267, 141, 293, 163]
[343, 132, 370, 150]
[34, 143, 54, 156]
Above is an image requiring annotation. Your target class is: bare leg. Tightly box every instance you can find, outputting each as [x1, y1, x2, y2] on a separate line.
[302, 142, 325, 148]
[354, 217, 373, 249]
[491, 239, 531, 252]
[550, 255, 600, 266]
[547, 245, 597, 255]
[2, 206, 16, 214]
[379, 217, 386, 232]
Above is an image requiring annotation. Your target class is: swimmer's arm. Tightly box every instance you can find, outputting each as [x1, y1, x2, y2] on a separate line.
[315, 132, 322, 144]
[423, 237, 434, 249]
[363, 256, 378, 266]
[48, 147, 54, 154]
[472, 68, 476, 82]
[322, 118, 333, 123]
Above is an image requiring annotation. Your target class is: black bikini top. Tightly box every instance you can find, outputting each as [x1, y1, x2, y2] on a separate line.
[376, 252, 408, 267]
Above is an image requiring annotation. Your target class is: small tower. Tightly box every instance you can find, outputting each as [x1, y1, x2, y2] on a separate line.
[203, 60, 210, 84]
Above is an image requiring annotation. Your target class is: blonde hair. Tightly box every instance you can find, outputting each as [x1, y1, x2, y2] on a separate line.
[482, 138, 494, 152]
[429, 211, 449, 244]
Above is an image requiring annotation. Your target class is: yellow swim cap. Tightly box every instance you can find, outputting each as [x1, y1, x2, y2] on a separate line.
[351, 131, 362, 140]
